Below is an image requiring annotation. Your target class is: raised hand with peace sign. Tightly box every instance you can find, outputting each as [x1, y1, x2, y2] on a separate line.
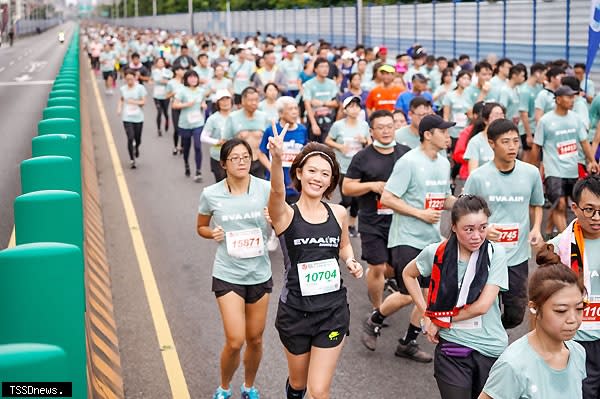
[267, 119, 290, 161]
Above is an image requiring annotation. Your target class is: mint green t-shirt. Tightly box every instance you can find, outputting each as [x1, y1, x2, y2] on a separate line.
[99, 50, 116, 72]
[499, 84, 521, 124]
[385, 147, 451, 249]
[328, 118, 370, 173]
[589, 93, 600, 141]
[534, 111, 587, 178]
[302, 77, 339, 102]
[166, 78, 184, 98]
[416, 241, 508, 357]
[535, 89, 556, 114]
[193, 65, 214, 82]
[573, 96, 590, 131]
[464, 133, 494, 167]
[280, 58, 303, 91]
[207, 78, 233, 102]
[443, 90, 471, 138]
[231, 60, 254, 95]
[198, 176, 272, 285]
[518, 82, 543, 135]
[203, 111, 228, 161]
[483, 335, 586, 399]
[175, 86, 206, 129]
[395, 126, 421, 149]
[223, 109, 269, 140]
[465, 84, 500, 106]
[258, 100, 278, 124]
[463, 160, 545, 265]
[151, 68, 171, 100]
[490, 75, 508, 92]
[120, 83, 147, 123]
[550, 232, 600, 342]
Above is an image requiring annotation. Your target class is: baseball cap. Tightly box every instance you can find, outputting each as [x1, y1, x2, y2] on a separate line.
[412, 73, 429, 82]
[342, 96, 361, 109]
[419, 114, 456, 135]
[395, 62, 408, 73]
[378, 46, 388, 55]
[378, 64, 395, 74]
[285, 44, 296, 53]
[554, 85, 578, 97]
[214, 89, 232, 102]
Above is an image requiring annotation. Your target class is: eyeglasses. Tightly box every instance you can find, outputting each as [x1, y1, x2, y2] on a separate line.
[227, 155, 251, 164]
[577, 206, 600, 218]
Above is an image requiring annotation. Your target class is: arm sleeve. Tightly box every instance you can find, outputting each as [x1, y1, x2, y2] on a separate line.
[197, 190, 212, 215]
[415, 243, 437, 277]
[200, 117, 220, 145]
[463, 138, 478, 161]
[345, 151, 363, 180]
[260, 126, 273, 155]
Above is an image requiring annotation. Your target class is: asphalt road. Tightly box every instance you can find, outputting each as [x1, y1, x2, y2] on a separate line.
[0, 22, 75, 248]
[86, 66, 532, 398]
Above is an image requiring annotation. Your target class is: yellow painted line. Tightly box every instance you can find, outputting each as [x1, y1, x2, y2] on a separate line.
[7, 226, 15, 248]
[88, 67, 191, 399]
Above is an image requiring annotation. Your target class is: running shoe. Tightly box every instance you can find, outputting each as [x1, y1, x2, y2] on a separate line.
[240, 385, 260, 399]
[172, 148, 178, 155]
[129, 160, 136, 169]
[267, 230, 279, 252]
[348, 225, 359, 237]
[394, 340, 433, 363]
[384, 278, 399, 294]
[361, 315, 382, 351]
[185, 164, 191, 177]
[158, 129, 163, 137]
[212, 386, 232, 399]
[135, 147, 140, 158]
[194, 171, 203, 182]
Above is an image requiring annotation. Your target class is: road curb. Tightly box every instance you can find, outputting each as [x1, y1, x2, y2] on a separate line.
[80, 53, 126, 399]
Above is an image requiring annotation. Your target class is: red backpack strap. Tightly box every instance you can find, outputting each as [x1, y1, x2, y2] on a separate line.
[426, 240, 447, 306]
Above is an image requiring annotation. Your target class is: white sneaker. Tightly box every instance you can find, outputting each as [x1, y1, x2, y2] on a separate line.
[267, 230, 279, 252]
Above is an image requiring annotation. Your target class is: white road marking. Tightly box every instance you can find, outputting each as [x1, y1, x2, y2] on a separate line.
[0, 67, 5, 73]
[14, 74, 32, 82]
[0, 80, 54, 86]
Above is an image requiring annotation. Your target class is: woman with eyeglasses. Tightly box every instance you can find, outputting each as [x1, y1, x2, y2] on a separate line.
[546, 175, 600, 399]
[402, 195, 509, 399]
[197, 138, 273, 399]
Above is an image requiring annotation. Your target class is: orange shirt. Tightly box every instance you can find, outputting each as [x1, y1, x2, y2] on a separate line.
[366, 85, 405, 112]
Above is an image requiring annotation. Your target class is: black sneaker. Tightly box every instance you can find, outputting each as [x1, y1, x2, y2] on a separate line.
[384, 278, 399, 294]
[361, 315, 382, 351]
[348, 225, 359, 237]
[194, 171, 203, 183]
[395, 340, 433, 363]
[135, 147, 140, 158]
[158, 129, 163, 137]
[185, 164, 191, 177]
[172, 148, 178, 155]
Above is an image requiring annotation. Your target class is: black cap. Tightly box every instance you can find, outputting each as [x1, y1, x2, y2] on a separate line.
[412, 73, 429, 82]
[419, 114, 456, 135]
[554, 85, 578, 97]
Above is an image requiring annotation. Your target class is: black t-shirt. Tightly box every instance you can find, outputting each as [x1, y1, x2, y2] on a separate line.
[129, 64, 150, 84]
[345, 143, 410, 235]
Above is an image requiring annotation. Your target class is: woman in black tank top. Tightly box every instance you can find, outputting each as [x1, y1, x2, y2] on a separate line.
[267, 121, 363, 399]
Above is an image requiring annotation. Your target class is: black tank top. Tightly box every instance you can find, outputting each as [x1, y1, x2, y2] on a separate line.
[281, 202, 347, 311]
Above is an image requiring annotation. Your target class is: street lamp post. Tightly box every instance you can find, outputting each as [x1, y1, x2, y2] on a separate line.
[188, 0, 193, 34]
[124, 0, 127, 18]
[134, 0, 138, 17]
[153, 0, 157, 16]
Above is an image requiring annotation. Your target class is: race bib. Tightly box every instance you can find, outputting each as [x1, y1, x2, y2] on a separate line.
[298, 258, 341, 296]
[187, 110, 203, 124]
[557, 139, 578, 160]
[125, 104, 140, 116]
[425, 193, 446, 210]
[581, 302, 600, 331]
[452, 315, 482, 330]
[495, 223, 519, 247]
[153, 85, 166, 97]
[377, 199, 393, 215]
[225, 228, 264, 259]
[281, 141, 302, 168]
[343, 137, 363, 157]
[453, 113, 468, 127]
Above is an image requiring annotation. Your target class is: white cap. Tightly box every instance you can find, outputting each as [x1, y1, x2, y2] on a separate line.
[341, 51, 354, 60]
[285, 44, 296, 53]
[342, 96, 361, 109]
[214, 89, 232, 102]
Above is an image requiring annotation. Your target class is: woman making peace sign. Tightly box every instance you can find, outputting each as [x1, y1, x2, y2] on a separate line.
[267, 121, 363, 399]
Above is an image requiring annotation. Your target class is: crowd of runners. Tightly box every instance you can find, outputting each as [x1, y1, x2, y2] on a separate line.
[83, 22, 600, 399]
